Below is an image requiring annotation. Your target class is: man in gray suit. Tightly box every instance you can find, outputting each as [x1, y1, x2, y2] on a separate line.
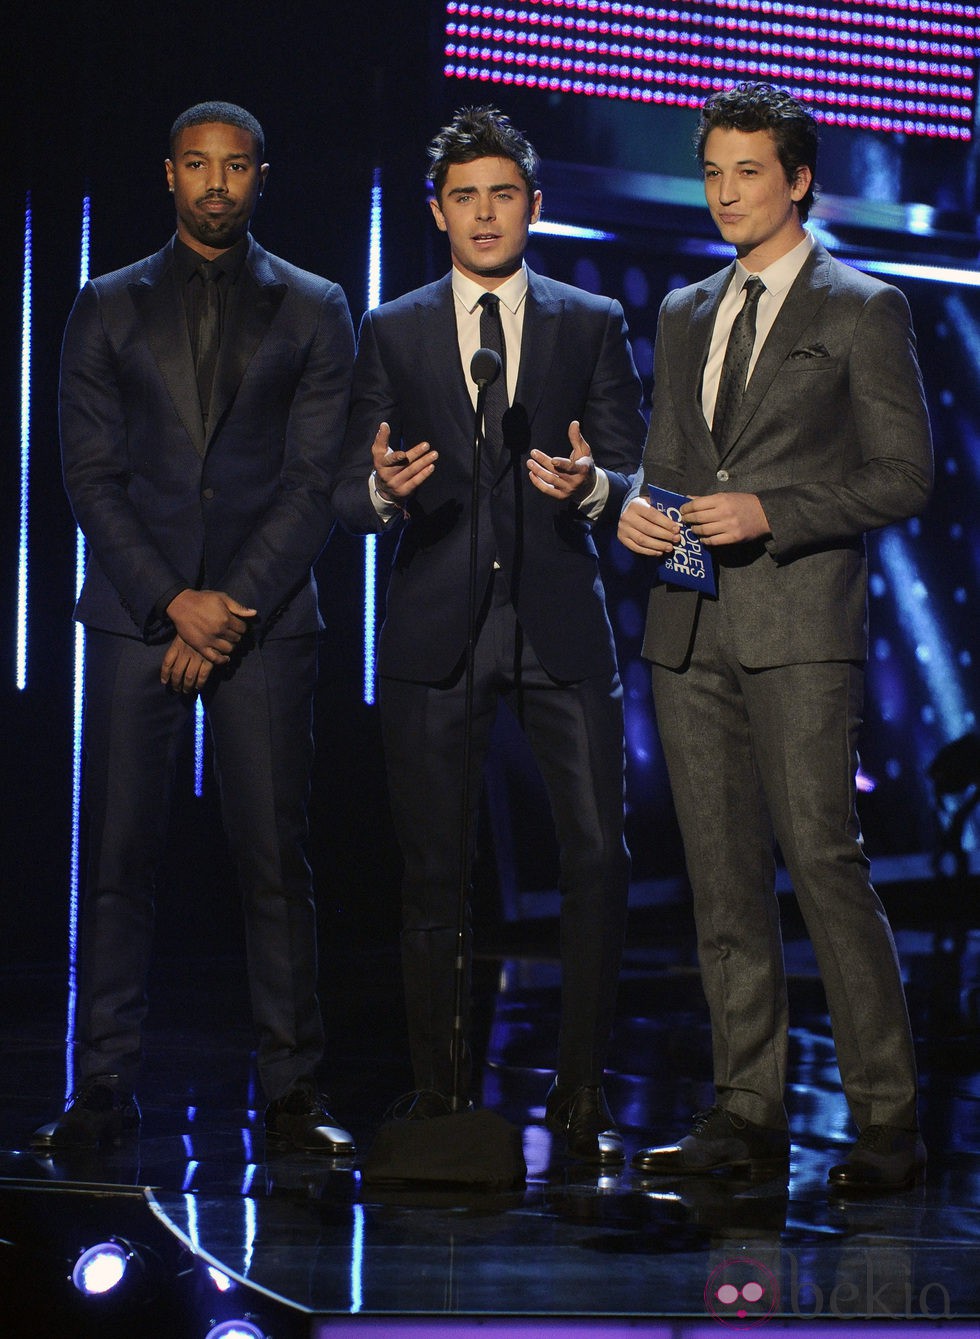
[618, 83, 933, 1192]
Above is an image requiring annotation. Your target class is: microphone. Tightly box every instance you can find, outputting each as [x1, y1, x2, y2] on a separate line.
[470, 347, 501, 389]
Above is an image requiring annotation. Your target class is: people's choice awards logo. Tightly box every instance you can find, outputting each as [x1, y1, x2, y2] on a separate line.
[705, 1256, 780, 1328]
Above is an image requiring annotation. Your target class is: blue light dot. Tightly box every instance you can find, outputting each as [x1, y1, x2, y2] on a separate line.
[572, 257, 602, 293]
[869, 573, 887, 597]
[954, 588, 968, 604]
[632, 335, 654, 377]
[959, 650, 972, 667]
[886, 759, 902, 780]
[874, 637, 891, 659]
[915, 644, 932, 664]
[623, 265, 650, 308]
[922, 705, 936, 724]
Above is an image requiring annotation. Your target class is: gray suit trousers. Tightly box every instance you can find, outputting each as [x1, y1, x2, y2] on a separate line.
[651, 593, 918, 1131]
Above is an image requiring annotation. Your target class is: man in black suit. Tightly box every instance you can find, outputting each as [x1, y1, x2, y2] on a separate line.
[618, 84, 933, 1191]
[331, 106, 646, 1163]
[32, 102, 356, 1155]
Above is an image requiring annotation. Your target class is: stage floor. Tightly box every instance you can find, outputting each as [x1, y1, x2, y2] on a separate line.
[1, 881, 979, 1336]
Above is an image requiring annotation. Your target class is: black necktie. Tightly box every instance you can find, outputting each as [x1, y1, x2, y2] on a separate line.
[478, 292, 508, 464]
[195, 262, 222, 426]
[712, 275, 765, 449]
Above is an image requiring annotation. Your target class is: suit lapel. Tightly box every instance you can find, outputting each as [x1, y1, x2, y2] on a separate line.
[130, 242, 206, 456]
[207, 241, 286, 449]
[682, 268, 731, 456]
[416, 276, 475, 447]
[515, 271, 561, 429]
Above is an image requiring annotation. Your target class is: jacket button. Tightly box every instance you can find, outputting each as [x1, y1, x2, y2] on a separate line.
[716, 469, 729, 483]
[202, 487, 215, 500]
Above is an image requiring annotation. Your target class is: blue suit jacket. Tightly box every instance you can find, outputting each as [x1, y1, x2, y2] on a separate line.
[60, 235, 355, 642]
[331, 268, 646, 682]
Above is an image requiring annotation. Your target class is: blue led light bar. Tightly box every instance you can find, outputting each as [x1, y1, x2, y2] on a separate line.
[443, 1, 978, 139]
[66, 195, 92, 1099]
[194, 697, 206, 796]
[532, 219, 616, 240]
[17, 197, 32, 691]
[364, 168, 384, 706]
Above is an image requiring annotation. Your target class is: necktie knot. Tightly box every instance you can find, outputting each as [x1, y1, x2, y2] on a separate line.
[741, 275, 765, 309]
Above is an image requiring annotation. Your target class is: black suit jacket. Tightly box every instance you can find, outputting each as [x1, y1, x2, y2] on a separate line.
[331, 269, 646, 682]
[60, 234, 355, 642]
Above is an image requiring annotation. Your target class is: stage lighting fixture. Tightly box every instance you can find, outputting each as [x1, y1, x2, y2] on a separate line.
[204, 1320, 268, 1339]
[71, 1237, 142, 1297]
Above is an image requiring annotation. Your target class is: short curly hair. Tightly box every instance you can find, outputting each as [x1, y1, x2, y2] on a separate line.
[695, 83, 819, 222]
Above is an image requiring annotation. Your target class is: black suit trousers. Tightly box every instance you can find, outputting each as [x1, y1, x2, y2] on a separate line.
[380, 579, 630, 1096]
[76, 629, 324, 1103]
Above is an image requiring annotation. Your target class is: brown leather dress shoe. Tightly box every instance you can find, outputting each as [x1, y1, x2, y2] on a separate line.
[545, 1081, 624, 1164]
[632, 1106, 789, 1179]
[827, 1125, 926, 1193]
[31, 1075, 141, 1151]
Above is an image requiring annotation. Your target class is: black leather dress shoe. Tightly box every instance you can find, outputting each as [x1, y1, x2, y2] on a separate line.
[827, 1125, 926, 1193]
[545, 1082, 624, 1164]
[632, 1106, 789, 1179]
[265, 1082, 355, 1155]
[30, 1075, 141, 1151]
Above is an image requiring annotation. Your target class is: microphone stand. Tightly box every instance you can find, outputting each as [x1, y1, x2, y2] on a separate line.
[449, 348, 500, 1112]
[361, 348, 525, 1191]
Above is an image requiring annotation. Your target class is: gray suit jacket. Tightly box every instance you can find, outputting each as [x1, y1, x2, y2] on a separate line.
[628, 241, 933, 669]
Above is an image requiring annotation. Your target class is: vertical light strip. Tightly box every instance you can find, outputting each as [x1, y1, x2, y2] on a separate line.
[67, 195, 92, 1098]
[17, 196, 32, 690]
[349, 1200, 365, 1313]
[363, 167, 383, 705]
[194, 697, 205, 796]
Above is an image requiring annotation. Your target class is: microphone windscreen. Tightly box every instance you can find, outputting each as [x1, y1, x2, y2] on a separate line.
[470, 347, 502, 387]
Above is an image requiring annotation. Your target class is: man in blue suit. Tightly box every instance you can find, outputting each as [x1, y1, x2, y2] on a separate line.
[619, 83, 933, 1192]
[32, 102, 356, 1155]
[331, 106, 646, 1163]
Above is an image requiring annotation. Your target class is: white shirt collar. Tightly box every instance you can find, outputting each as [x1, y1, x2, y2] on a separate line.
[451, 263, 529, 316]
[735, 230, 814, 298]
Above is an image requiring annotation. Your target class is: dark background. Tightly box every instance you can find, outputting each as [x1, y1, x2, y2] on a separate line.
[3, 1, 979, 983]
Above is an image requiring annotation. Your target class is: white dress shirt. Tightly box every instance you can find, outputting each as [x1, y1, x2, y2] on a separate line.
[701, 230, 815, 431]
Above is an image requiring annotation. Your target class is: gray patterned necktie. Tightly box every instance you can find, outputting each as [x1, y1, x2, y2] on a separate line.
[712, 275, 765, 448]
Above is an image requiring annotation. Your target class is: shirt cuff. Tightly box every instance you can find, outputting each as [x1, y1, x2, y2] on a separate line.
[370, 471, 403, 521]
[577, 467, 609, 521]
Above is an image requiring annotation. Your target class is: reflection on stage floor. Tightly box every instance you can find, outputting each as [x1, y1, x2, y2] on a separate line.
[0, 880, 978, 1336]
